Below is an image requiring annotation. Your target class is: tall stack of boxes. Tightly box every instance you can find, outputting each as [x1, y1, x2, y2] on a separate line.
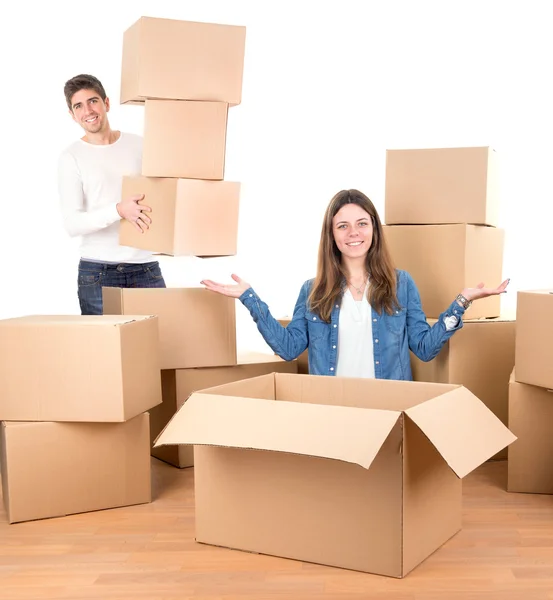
[0, 315, 162, 523]
[384, 147, 515, 458]
[118, 16, 245, 257]
[508, 291, 553, 493]
[105, 17, 298, 468]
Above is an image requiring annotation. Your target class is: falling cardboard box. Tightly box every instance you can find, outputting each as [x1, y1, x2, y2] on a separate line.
[142, 99, 228, 179]
[384, 146, 499, 227]
[120, 16, 246, 106]
[119, 177, 240, 257]
[0, 315, 161, 422]
[155, 372, 515, 578]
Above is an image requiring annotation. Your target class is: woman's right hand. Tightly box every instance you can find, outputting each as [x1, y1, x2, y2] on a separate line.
[200, 274, 251, 298]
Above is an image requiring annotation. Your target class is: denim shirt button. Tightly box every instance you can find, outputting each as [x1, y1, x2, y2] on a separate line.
[333, 324, 337, 328]
[376, 361, 379, 365]
[313, 317, 317, 320]
[249, 293, 253, 297]
[373, 318, 377, 322]
[375, 339, 379, 343]
[332, 345, 336, 349]
[335, 305, 339, 308]
[330, 367, 334, 371]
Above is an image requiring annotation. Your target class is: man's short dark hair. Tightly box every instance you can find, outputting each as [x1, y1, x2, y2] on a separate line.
[64, 74, 107, 111]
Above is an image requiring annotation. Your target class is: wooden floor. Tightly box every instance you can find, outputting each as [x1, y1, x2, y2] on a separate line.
[1, 459, 553, 600]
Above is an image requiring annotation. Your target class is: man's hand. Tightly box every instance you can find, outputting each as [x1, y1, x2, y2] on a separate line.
[116, 194, 152, 233]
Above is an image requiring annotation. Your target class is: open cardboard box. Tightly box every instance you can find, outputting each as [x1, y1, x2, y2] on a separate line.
[155, 373, 515, 577]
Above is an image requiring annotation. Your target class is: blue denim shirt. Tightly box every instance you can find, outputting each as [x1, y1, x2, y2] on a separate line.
[239, 269, 466, 380]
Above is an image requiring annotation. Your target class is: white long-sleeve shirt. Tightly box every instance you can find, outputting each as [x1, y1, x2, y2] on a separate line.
[57, 132, 153, 263]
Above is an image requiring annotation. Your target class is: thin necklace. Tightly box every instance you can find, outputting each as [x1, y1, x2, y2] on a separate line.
[348, 279, 367, 294]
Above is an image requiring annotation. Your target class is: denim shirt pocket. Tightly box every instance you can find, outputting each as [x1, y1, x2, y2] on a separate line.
[305, 311, 327, 342]
[384, 307, 407, 336]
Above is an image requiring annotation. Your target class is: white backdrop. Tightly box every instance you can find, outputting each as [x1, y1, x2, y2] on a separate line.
[1, 0, 551, 354]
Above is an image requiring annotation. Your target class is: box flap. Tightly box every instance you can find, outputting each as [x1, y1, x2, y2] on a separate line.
[154, 393, 402, 469]
[405, 387, 517, 478]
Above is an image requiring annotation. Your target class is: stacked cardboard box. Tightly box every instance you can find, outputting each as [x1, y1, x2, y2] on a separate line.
[105, 17, 298, 468]
[0, 315, 162, 523]
[508, 291, 553, 493]
[383, 147, 515, 457]
[383, 147, 504, 320]
[410, 316, 515, 459]
[118, 16, 246, 257]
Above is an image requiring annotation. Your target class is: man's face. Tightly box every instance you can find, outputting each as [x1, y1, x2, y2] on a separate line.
[69, 88, 110, 134]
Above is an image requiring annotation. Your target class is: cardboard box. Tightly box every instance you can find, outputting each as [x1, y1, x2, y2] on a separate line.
[120, 16, 246, 106]
[155, 373, 515, 577]
[102, 288, 237, 370]
[277, 317, 309, 374]
[411, 316, 515, 460]
[383, 224, 505, 319]
[508, 370, 553, 494]
[1, 413, 151, 524]
[119, 177, 240, 257]
[0, 316, 161, 422]
[152, 352, 298, 468]
[385, 147, 499, 226]
[142, 99, 227, 179]
[514, 290, 553, 389]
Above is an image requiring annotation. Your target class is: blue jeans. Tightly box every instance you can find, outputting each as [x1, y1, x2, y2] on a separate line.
[78, 260, 166, 315]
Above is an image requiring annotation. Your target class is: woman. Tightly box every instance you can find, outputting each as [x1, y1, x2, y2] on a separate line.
[201, 189, 509, 379]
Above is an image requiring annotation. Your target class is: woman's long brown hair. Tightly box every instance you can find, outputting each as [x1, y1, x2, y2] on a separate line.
[308, 189, 399, 321]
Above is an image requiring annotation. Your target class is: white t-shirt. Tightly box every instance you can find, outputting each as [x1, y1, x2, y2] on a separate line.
[58, 132, 153, 264]
[336, 288, 376, 378]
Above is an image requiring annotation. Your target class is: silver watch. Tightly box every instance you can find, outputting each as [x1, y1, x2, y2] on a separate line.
[455, 293, 472, 309]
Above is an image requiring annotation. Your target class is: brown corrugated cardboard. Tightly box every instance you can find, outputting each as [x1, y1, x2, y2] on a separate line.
[142, 99, 227, 179]
[383, 224, 504, 319]
[155, 373, 515, 577]
[277, 317, 308, 374]
[0, 315, 161, 422]
[152, 352, 298, 468]
[119, 177, 240, 257]
[514, 290, 553, 389]
[411, 316, 515, 460]
[385, 147, 499, 226]
[102, 288, 237, 370]
[120, 16, 246, 106]
[0, 413, 151, 524]
[508, 370, 553, 494]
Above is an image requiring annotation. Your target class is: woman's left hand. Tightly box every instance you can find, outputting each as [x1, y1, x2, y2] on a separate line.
[462, 278, 510, 302]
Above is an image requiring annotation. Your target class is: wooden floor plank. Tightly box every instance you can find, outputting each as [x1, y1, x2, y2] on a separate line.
[1, 459, 553, 599]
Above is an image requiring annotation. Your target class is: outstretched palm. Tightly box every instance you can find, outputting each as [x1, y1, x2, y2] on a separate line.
[462, 279, 510, 302]
[200, 274, 251, 299]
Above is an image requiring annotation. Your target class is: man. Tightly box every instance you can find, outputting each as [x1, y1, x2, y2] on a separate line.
[58, 73, 166, 315]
